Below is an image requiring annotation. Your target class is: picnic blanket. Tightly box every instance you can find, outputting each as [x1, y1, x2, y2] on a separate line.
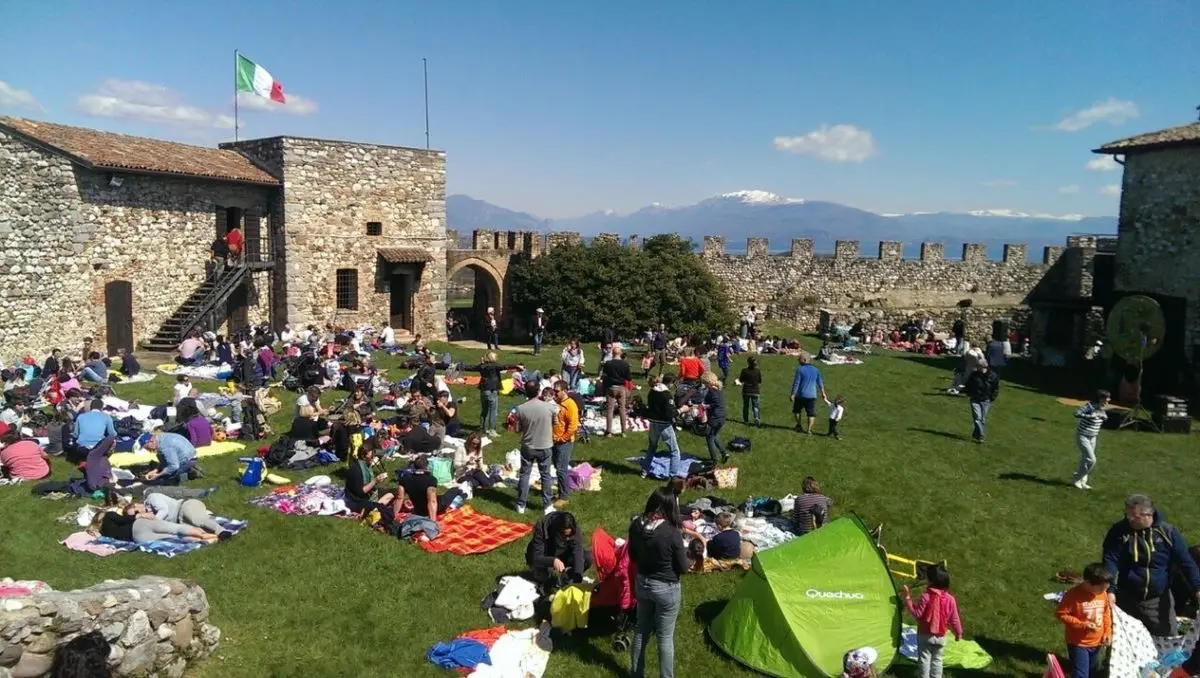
[899, 626, 992, 669]
[249, 482, 350, 516]
[60, 517, 247, 558]
[111, 372, 157, 385]
[625, 454, 701, 479]
[109, 440, 245, 468]
[416, 505, 532, 556]
[156, 363, 234, 381]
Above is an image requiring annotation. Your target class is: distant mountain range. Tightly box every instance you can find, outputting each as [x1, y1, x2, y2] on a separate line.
[447, 191, 1117, 259]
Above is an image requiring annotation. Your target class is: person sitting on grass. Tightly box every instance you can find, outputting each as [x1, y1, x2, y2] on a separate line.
[792, 476, 832, 536]
[0, 428, 51, 481]
[706, 512, 750, 560]
[1055, 563, 1112, 678]
[456, 432, 497, 489]
[394, 454, 463, 520]
[344, 440, 394, 521]
[526, 511, 592, 593]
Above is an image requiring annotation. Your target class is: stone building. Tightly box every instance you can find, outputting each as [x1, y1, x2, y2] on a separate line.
[0, 117, 446, 359]
[1092, 119, 1200, 393]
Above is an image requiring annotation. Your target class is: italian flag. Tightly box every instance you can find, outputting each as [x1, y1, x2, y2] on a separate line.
[236, 54, 286, 104]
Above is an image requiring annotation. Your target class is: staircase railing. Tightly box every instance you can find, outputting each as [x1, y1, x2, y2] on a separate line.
[174, 265, 249, 342]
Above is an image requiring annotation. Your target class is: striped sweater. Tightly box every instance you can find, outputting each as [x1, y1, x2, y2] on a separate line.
[1075, 402, 1107, 438]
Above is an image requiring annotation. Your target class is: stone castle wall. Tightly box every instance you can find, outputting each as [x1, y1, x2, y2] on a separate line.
[699, 236, 1056, 310]
[0, 131, 273, 359]
[228, 136, 447, 338]
[0, 576, 219, 678]
[1113, 147, 1200, 380]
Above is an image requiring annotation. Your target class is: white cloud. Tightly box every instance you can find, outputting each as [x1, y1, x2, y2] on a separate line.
[1085, 155, 1120, 172]
[236, 91, 319, 115]
[0, 81, 44, 112]
[981, 179, 1016, 187]
[76, 78, 234, 129]
[1100, 184, 1121, 196]
[773, 124, 877, 163]
[1058, 185, 1081, 194]
[1052, 98, 1138, 132]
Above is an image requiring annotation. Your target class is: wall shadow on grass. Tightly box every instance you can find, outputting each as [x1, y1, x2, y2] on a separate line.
[891, 353, 1106, 401]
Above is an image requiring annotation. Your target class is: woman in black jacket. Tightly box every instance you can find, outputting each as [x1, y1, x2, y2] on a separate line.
[461, 352, 523, 437]
[700, 372, 729, 463]
[736, 356, 763, 427]
[628, 488, 690, 678]
[525, 511, 591, 592]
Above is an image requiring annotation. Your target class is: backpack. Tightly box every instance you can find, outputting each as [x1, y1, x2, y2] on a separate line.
[264, 437, 293, 468]
[728, 437, 752, 452]
[149, 404, 170, 422]
[114, 416, 141, 438]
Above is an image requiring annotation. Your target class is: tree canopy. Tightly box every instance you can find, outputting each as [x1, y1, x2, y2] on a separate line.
[507, 234, 737, 341]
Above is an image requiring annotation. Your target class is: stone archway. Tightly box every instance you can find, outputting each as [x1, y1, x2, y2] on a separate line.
[446, 257, 505, 341]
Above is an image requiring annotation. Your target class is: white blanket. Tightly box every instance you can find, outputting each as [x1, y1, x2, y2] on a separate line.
[469, 624, 553, 678]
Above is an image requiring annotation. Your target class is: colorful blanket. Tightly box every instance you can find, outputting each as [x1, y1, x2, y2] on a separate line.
[417, 505, 532, 556]
[110, 440, 246, 468]
[61, 517, 247, 558]
[249, 483, 349, 516]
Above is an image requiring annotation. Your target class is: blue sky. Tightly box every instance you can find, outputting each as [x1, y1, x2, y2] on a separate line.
[2, 1, 1197, 218]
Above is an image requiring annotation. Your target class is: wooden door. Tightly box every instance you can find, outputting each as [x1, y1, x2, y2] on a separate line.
[104, 280, 134, 355]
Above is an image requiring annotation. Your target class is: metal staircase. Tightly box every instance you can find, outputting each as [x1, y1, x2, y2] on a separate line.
[143, 266, 248, 352]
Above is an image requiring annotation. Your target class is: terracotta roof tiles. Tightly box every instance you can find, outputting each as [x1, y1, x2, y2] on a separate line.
[378, 248, 433, 264]
[0, 117, 280, 185]
[1095, 122, 1200, 154]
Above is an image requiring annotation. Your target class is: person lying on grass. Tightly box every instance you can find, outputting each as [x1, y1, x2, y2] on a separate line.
[88, 501, 222, 544]
[101, 488, 234, 541]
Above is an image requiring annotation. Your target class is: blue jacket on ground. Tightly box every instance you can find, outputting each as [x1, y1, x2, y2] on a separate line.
[74, 410, 116, 449]
[1103, 511, 1200, 600]
[790, 364, 824, 399]
[155, 432, 197, 477]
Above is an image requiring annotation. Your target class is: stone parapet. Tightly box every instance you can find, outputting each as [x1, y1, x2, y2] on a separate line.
[0, 576, 219, 678]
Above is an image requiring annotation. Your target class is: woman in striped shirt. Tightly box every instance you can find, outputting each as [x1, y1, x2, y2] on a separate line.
[792, 476, 832, 536]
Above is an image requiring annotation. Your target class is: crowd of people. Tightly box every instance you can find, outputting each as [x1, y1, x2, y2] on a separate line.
[4, 302, 1199, 678]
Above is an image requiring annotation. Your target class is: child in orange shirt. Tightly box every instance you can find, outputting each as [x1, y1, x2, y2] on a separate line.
[1055, 563, 1112, 678]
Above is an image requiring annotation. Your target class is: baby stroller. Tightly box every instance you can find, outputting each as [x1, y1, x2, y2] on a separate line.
[591, 527, 637, 652]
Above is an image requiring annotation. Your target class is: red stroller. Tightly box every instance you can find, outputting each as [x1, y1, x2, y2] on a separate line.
[591, 527, 638, 651]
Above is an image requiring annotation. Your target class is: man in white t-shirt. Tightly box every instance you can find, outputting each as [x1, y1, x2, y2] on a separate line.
[379, 322, 396, 347]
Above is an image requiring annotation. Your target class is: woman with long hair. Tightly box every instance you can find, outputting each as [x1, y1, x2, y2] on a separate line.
[628, 488, 690, 678]
[560, 339, 585, 391]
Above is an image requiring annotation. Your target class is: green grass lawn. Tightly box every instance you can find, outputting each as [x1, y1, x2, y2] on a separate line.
[4, 332, 1198, 677]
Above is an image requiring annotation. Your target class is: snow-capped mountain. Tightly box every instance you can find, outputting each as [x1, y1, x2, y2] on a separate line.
[446, 191, 1116, 258]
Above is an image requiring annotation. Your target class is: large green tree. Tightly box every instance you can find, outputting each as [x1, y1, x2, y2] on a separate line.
[507, 234, 736, 341]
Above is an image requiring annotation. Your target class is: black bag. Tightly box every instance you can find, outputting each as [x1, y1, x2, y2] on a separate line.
[264, 436, 293, 468]
[114, 416, 141, 438]
[688, 460, 715, 478]
[149, 404, 170, 422]
[728, 437, 752, 452]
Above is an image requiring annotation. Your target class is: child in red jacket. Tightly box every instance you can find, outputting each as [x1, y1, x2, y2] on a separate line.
[902, 564, 963, 678]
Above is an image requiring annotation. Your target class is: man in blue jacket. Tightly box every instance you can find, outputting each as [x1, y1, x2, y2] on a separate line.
[1102, 493, 1200, 636]
[789, 353, 827, 435]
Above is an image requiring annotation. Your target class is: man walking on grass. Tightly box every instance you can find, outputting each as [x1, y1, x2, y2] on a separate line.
[1072, 390, 1110, 490]
[964, 364, 999, 443]
[789, 353, 826, 434]
[515, 381, 557, 515]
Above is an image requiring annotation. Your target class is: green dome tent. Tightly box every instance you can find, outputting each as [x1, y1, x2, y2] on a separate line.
[709, 516, 902, 677]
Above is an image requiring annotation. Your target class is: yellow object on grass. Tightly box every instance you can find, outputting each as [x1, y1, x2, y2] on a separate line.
[550, 584, 592, 632]
[500, 377, 515, 395]
[265, 473, 291, 485]
[109, 440, 246, 468]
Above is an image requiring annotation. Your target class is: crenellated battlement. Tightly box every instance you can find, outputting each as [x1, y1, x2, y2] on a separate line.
[698, 235, 1062, 266]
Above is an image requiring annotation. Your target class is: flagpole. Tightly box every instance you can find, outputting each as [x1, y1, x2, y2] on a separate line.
[234, 49, 240, 142]
[423, 58, 430, 149]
